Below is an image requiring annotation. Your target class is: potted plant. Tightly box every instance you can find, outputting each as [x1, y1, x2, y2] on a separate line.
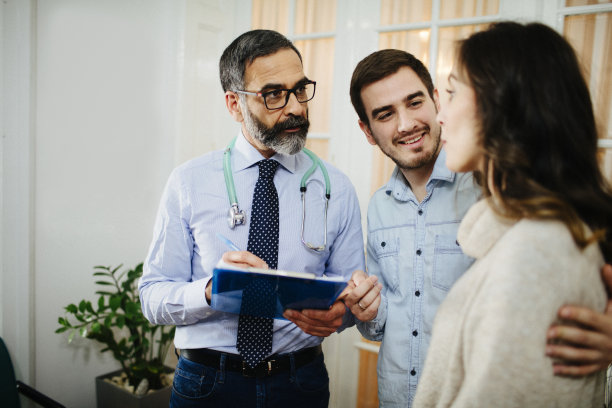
[56, 263, 175, 408]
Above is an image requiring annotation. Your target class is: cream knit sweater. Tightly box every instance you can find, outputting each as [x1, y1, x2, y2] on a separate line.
[413, 199, 606, 407]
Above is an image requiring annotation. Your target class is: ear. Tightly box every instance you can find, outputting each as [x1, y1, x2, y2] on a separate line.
[433, 88, 440, 112]
[225, 91, 244, 123]
[358, 120, 377, 146]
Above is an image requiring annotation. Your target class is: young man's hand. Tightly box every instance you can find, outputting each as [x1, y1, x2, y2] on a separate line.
[546, 264, 612, 376]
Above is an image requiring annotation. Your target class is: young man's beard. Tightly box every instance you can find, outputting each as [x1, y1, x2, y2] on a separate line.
[242, 106, 309, 155]
[372, 125, 441, 171]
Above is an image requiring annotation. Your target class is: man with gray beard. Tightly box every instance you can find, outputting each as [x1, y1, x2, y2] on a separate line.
[139, 29, 366, 408]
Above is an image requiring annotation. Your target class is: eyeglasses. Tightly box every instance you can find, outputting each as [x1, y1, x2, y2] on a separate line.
[235, 81, 316, 110]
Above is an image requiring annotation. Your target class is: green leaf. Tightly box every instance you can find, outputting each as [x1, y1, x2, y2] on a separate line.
[91, 322, 101, 334]
[126, 301, 140, 315]
[68, 330, 76, 343]
[116, 315, 125, 328]
[109, 295, 121, 311]
[95, 281, 113, 286]
[78, 300, 87, 312]
[65, 304, 78, 314]
[93, 272, 110, 277]
[79, 327, 87, 337]
[55, 327, 68, 334]
[97, 296, 105, 310]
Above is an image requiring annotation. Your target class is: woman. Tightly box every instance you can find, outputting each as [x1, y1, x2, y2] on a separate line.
[413, 22, 612, 407]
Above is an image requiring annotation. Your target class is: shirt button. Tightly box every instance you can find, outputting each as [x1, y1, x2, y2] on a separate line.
[410, 369, 416, 376]
[381, 241, 386, 247]
[412, 330, 418, 336]
[418, 209, 423, 215]
[415, 290, 420, 297]
[416, 249, 422, 255]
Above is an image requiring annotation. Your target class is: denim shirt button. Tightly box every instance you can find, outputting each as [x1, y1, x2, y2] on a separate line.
[410, 369, 417, 376]
[412, 330, 418, 336]
[416, 249, 422, 255]
[415, 290, 420, 297]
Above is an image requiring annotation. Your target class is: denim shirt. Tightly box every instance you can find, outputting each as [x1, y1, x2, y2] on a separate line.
[357, 149, 480, 407]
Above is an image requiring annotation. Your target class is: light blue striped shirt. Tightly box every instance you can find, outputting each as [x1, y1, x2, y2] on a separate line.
[139, 132, 365, 354]
[357, 149, 480, 407]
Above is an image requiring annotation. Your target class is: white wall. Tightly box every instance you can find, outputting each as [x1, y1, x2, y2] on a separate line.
[0, 1, 267, 406]
[34, 1, 181, 406]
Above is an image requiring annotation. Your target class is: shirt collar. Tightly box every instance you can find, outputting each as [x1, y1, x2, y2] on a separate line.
[385, 148, 456, 200]
[231, 131, 298, 174]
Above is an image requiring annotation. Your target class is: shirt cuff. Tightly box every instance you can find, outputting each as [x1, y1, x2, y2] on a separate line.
[184, 276, 215, 319]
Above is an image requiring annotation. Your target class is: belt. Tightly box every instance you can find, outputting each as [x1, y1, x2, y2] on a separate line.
[180, 345, 322, 378]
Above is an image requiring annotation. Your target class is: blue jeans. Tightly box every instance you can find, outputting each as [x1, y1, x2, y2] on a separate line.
[170, 352, 330, 408]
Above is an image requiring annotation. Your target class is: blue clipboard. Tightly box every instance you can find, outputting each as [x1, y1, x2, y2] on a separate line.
[211, 264, 347, 320]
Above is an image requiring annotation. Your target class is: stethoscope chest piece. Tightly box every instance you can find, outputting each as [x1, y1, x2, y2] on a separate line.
[228, 203, 246, 229]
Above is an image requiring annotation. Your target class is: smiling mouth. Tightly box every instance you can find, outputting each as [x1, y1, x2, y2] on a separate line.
[398, 131, 426, 145]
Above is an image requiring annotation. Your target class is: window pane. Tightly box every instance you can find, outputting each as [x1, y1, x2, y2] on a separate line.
[380, 0, 432, 25]
[295, 0, 336, 34]
[436, 24, 488, 89]
[294, 38, 334, 133]
[566, 0, 611, 6]
[251, 0, 289, 34]
[379, 29, 431, 66]
[564, 12, 612, 179]
[440, 0, 499, 20]
[305, 138, 329, 161]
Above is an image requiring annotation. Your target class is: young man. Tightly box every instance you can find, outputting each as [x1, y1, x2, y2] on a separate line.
[343, 49, 612, 407]
[139, 30, 365, 408]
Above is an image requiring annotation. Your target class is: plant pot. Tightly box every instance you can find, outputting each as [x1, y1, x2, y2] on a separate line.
[95, 368, 173, 408]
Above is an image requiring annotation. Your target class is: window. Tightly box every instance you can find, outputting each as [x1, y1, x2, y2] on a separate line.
[561, 0, 612, 179]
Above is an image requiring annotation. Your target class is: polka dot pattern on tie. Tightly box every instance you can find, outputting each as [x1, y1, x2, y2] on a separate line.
[236, 159, 279, 368]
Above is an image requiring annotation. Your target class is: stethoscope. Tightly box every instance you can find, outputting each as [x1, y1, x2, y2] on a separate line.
[223, 136, 330, 252]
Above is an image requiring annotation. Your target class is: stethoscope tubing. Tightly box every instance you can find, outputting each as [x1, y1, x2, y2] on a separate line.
[222, 136, 330, 252]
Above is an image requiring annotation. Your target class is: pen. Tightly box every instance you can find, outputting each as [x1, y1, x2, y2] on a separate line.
[215, 233, 242, 251]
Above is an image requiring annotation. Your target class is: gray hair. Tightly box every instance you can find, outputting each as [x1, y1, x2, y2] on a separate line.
[219, 29, 302, 92]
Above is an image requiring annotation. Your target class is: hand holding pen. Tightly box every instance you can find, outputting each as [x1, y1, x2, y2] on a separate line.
[215, 233, 268, 270]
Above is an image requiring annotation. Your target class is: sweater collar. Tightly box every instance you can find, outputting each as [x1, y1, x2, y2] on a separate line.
[458, 198, 517, 259]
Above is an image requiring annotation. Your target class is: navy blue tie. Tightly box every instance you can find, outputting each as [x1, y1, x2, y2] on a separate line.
[236, 159, 279, 368]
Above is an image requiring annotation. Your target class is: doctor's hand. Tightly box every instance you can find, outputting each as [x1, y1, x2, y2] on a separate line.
[283, 301, 347, 337]
[221, 251, 268, 269]
[546, 263, 612, 376]
[342, 270, 382, 322]
[205, 251, 268, 303]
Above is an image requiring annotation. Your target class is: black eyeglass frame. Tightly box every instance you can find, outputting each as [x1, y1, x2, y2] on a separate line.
[234, 80, 316, 110]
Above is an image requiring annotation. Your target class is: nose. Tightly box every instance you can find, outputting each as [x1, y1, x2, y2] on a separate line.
[283, 91, 306, 117]
[397, 108, 417, 133]
[436, 107, 445, 127]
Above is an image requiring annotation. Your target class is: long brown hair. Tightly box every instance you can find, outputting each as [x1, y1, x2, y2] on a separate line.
[457, 22, 612, 260]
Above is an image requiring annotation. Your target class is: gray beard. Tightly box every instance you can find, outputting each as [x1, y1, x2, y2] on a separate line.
[242, 103, 309, 155]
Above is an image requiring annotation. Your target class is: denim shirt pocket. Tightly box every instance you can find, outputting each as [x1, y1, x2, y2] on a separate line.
[369, 232, 400, 293]
[432, 234, 474, 291]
